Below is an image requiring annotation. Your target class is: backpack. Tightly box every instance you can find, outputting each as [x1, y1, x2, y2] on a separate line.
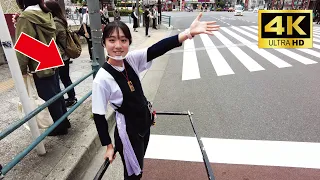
[65, 29, 82, 59]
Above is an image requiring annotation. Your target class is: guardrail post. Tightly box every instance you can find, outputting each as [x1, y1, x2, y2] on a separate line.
[128, 15, 131, 24]
[169, 16, 171, 27]
[0, 3, 46, 155]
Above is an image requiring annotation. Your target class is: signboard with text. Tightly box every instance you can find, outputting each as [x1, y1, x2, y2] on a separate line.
[258, 10, 313, 48]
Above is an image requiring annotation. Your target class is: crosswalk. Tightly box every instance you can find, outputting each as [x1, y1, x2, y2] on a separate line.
[181, 26, 320, 81]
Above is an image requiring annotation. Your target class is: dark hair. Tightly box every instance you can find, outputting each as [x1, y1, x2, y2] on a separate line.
[102, 21, 132, 46]
[45, 0, 68, 27]
[16, 0, 50, 13]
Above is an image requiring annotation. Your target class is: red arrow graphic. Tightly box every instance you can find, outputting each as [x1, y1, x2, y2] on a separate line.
[14, 32, 64, 72]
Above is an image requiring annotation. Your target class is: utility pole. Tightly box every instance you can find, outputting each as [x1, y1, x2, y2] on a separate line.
[87, 0, 105, 72]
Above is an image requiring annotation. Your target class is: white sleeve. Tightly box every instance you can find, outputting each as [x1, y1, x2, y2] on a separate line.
[126, 48, 152, 73]
[82, 13, 88, 25]
[92, 81, 110, 115]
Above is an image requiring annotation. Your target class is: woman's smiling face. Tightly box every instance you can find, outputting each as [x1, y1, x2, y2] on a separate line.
[104, 28, 130, 59]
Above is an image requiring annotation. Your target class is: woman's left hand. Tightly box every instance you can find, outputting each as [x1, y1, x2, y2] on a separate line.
[189, 12, 220, 36]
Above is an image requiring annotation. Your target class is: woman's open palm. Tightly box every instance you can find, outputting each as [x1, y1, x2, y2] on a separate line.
[190, 13, 220, 36]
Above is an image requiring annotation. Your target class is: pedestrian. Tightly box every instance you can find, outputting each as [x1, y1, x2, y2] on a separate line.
[45, 0, 78, 108]
[92, 13, 219, 179]
[102, 5, 110, 24]
[82, 8, 93, 60]
[14, 0, 71, 136]
[132, 6, 138, 32]
[144, 6, 151, 37]
[114, 8, 121, 21]
[152, 6, 157, 29]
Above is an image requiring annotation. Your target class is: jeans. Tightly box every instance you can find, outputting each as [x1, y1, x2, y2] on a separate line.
[33, 71, 70, 130]
[59, 59, 76, 100]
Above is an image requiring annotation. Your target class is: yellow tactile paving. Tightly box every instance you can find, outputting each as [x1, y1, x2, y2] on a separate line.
[0, 78, 15, 93]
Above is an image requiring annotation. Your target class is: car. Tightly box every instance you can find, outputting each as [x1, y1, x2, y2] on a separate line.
[234, 5, 243, 16]
[228, 7, 235, 12]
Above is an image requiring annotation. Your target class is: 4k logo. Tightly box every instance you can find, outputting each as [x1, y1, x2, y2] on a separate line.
[258, 10, 313, 48]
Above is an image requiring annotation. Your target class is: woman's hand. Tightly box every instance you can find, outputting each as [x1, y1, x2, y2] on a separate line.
[104, 144, 116, 163]
[12, 13, 20, 26]
[85, 32, 90, 38]
[189, 12, 220, 36]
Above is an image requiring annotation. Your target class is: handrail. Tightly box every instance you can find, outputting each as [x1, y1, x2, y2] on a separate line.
[0, 91, 92, 176]
[161, 14, 171, 27]
[0, 70, 95, 140]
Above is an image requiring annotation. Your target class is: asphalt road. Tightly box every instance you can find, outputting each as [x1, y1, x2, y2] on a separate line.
[143, 11, 320, 179]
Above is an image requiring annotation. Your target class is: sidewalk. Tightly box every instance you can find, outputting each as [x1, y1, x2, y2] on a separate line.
[0, 22, 172, 180]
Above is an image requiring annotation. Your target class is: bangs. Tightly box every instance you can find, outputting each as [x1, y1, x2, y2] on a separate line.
[102, 21, 132, 46]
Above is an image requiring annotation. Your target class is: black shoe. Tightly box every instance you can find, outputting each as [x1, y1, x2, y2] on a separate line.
[48, 128, 68, 136]
[66, 98, 77, 108]
[69, 60, 73, 64]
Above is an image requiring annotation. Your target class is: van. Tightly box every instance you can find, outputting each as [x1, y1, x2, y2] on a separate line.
[234, 5, 243, 16]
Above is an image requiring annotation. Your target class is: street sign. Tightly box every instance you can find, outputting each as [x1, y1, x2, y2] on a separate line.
[258, 10, 313, 48]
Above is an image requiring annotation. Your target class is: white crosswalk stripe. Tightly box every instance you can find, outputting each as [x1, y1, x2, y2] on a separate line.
[199, 34, 235, 76]
[222, 27, 292, 68]
[182, 39, 200, 81]
[213, 31, 265, 72]
[180, 25, 319, 80]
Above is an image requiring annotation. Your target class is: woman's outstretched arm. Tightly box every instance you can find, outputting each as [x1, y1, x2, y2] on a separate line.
[147, 13, 220, 62]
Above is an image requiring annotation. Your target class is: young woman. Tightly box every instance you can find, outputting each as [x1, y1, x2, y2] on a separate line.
[45, 0, 78, 108]
[14, 0, 70, 136]
[92, 13, 219, 179]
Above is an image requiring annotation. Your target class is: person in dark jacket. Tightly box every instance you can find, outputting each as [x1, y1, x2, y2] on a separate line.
[144, 6, 151, 37]
[92, 13, 220, 179]
[45, 0, 78, 108]
[15, 0, 70, 136]
[132, 6, 138, 32]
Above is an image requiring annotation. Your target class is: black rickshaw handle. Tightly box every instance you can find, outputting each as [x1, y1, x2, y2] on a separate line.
[93, 148, 117, 180]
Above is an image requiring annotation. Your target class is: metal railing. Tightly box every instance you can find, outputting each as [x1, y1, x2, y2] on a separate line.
[0, 69, 96, 178]
[161, 14, 171, 27]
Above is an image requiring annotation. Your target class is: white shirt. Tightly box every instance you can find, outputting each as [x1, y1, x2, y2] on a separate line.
[92, 48, 152, 115]
[82, 13, 90, 26]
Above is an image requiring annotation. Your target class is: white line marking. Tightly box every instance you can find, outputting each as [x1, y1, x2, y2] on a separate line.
[199, 34, 235, 76]
[182, 39, 200, 81]
[241, 26, 259, 34]
[296, 48, 320, 58]
[224, 27, 291, 68]
[145, 134, 320, 169]
[314, 37, 320, 43]
[178, 29, 181, 32]
[313, 43, 320, 49]
[213, 31, 265, 72]
[234, 27, 318, 65]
